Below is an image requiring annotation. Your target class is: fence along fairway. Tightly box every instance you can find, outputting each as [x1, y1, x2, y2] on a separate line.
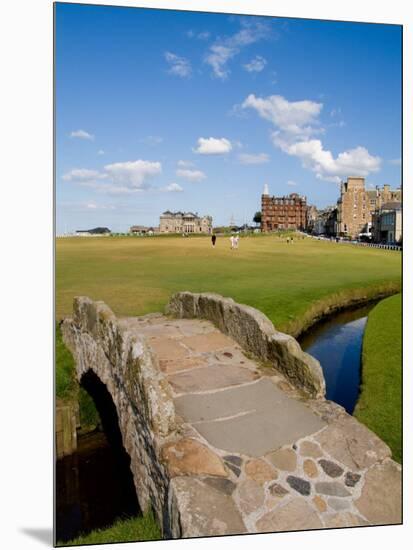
[56, 235, 401, 334]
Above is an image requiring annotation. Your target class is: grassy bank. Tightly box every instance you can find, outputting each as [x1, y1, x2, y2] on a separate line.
[56, 235, 401, 335]
[56, 324, 100, 428]
[58, 511, 161, 546]
[354, 293, 402, 463]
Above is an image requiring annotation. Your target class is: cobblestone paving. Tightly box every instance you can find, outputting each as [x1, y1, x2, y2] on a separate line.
[120, 313, 402, 535]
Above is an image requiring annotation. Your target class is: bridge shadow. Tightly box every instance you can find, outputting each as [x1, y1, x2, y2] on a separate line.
[55, 370, 141, 543]
[79, 370, 141, 514]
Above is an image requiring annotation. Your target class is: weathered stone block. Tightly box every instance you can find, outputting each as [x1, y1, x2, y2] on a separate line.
[237, 478, 266, 515]
[161, 438, 227, 478]
[318, 459, 344, 478]
[354, 459, 401, 525]
[169, 477, 247, 537]
[315, 481, 351, 497]
[256, 498, 323, 532]
[267, 448, 297, 471]
[315, 416, 391, 470]
[244, 459, 278, 485]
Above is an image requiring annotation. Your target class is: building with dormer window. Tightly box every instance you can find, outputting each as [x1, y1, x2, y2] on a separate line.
[159, 211, 212, 234]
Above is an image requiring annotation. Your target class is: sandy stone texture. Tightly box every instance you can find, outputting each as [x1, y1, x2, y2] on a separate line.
[303, 459, 319, 478]
[236, 478, 266, 515]
[245, 459, 278, 485]
[256, 498, 323, 532]
[170, 477, 247, 537]
[267, 448, 297, 471]
[161, 438, 227, 477]
[299, 440, 323, 458]
[315, 416, 391, 470]
[355, 460, 401, 524]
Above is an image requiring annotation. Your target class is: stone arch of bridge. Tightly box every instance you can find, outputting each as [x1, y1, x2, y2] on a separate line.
[79, 368, 141, 514]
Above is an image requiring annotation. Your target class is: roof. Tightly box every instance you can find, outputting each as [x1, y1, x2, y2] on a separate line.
[380, 201, 402, 211]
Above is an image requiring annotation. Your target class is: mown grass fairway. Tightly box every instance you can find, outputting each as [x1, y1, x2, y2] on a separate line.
[56, 235, 401, 334]
[355, 294, 402, 463]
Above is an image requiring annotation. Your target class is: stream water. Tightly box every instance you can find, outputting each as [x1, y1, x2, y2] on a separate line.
[56, 430, 140, 543]
[299, 302, 377, 414]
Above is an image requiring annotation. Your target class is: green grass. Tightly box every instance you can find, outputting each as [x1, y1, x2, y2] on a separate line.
[56, 234, 401, 335]
[354, 293, 402, 463]
[57, 511, 162, 546]
[56, 323, 77, 401]
[56, 323, 100, 428]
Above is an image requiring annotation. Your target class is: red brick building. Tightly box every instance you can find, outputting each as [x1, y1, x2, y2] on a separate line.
[261, 186, 308, 232]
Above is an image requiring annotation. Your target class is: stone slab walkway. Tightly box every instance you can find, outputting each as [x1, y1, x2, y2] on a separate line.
[118, 313, 402, 536]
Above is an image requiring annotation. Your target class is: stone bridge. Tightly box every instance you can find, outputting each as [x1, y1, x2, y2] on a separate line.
[61, 292, 401, 538]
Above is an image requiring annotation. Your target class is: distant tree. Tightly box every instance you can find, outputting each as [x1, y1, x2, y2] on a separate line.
[253, 211, 262, 225]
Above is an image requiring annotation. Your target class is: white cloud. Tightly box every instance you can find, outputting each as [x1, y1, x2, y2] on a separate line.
[243, 94, 323, 140]
[104, 160, 162, 189]
[243, 92, 381, 182]
[177, 160, 194, 168]
[389, 158, 401, 166]
[205, 19, 271, 79]
[63, 159, 162, 194]
[97, 149, 105, 155]
[238, 152, 269, 164]
[205, 45, 235, 80]
[287, 180, 297, 186]
[243, 55, 267, 73]
[194, 137, 232, 155]
[273, 136, 381, 183]
[162, 183, 183, 193]
[165, 52, 191, 78]
[86, 202, 115, 210]
[62, 169, 108, 182]
[70, 129, 94, 140]
[176, 168, 206, 182]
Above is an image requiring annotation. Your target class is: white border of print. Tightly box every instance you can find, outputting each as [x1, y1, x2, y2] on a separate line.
[1, 1, 411, 549]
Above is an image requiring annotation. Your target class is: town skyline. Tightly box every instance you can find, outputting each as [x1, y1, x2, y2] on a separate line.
[56, 3, 401, 233]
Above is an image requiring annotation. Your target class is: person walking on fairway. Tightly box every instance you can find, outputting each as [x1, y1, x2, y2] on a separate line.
[234, 234, 239, 249]
[230, 235, 235, 249]
[286, 236, 290, 244]
[211, 234, 216, 247]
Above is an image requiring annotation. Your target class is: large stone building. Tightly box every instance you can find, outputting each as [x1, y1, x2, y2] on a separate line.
[336, 177, 401, 238]
[372, 202, 402, 244]
[159, 211, 212, 234]
[261, 185, 308, 232]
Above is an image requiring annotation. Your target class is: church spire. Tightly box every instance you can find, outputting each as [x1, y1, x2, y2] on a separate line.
[263, 183, 269, 196]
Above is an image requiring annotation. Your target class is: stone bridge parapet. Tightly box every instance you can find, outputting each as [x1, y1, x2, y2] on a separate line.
[166, 291, 325, 398]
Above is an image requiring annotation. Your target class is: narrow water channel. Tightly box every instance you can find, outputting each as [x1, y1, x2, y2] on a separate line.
[299, 302, 376, 414]
[56, 370, 141, 543]
[56, 430, 140, 543]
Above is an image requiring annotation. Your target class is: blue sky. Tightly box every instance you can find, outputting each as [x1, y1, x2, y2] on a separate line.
[55, 3, 402, 232]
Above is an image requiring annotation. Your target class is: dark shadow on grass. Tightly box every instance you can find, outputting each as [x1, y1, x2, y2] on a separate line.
[20, 528, 53, 546]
